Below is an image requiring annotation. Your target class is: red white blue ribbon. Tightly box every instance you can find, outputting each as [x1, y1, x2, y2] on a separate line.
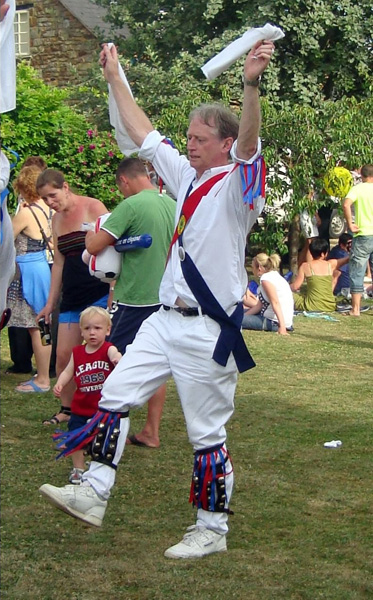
[239, 156, 266, 208]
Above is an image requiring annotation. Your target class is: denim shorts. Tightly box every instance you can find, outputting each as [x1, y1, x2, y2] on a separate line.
[349, 235, 373, 293]
[59, 294, 109, 324]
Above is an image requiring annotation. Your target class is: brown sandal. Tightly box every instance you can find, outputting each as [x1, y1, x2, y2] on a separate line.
[42, 406, 71, 426]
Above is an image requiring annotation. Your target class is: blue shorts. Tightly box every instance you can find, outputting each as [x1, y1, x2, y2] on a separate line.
[108, 303, 161, 354]
[59, 294, 109, 324]
[68, 413, 91, 432]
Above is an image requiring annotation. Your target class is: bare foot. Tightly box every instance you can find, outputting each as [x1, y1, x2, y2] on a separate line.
[126, 433, 159, 448]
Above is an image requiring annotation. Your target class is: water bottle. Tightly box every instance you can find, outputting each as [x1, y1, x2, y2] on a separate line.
[38, 318, 51, 346]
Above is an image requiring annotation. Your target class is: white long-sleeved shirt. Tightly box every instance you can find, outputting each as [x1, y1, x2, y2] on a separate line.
[139, 131, 265, 311]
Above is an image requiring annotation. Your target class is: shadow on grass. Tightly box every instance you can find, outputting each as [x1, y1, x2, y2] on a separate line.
[295, 331, 373, 351]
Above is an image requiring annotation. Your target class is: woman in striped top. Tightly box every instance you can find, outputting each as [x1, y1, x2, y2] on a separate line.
[36, 169, 109, 426]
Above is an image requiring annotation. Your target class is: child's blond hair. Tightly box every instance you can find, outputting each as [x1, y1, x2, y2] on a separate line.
[79, 306, 111, 328]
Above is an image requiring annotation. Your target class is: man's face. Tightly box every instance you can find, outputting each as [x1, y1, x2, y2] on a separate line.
[186, 117, 232, 177]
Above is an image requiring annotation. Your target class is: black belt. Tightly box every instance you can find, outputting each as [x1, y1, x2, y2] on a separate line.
[163, 305, 205, 317]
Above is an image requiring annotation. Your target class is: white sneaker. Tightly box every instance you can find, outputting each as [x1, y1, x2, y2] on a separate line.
[164, 526, 227, 559]
[39, 483, 107, 527]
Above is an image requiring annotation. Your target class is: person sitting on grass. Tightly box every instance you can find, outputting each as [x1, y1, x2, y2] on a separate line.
[53, 306, 121, 485]
[242, 253, 294, 335]
[291, 238, 349, 312]
[327, 232, 353, 296]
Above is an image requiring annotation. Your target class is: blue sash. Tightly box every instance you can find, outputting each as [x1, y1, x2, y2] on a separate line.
[179, 238, 255, 373]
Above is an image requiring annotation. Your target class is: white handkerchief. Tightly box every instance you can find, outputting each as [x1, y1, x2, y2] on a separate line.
[107, 44, 140, 156]
[0, 0, 16, 114]
[201, 23, 285, 81]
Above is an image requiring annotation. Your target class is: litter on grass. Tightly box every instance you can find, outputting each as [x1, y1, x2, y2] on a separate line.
[324, 440, 343, 448]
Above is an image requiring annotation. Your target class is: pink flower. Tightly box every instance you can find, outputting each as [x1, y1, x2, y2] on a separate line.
[87, 129, 94, 138]
[108, 151, 114, 158]
[89, 144, 96, 150]
[77, 145, 84, 153]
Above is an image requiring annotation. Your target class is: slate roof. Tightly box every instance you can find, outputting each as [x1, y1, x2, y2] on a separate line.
[59, 0, 129, 40]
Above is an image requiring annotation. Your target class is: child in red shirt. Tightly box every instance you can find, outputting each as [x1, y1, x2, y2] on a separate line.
[54, 306, 121, 484]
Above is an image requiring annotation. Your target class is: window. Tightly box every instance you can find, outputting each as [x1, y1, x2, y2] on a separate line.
[14, 10, 30, 57]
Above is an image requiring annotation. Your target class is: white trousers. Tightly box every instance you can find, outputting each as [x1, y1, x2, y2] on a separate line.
[84, 307, 238, 534]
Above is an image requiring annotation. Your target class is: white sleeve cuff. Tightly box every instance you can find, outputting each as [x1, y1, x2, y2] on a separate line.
[230, 138, 262, 164]
[139, 130, 165, 162]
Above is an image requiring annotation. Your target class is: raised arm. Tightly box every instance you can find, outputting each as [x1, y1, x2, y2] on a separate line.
[100, 44, 154, 148]
[236, 40, 275, 160]
[329, 256, 349, 271]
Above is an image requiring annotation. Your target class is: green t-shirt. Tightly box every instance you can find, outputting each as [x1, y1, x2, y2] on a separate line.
[346, 182, 373, 236]
[101, 189, 176, 305]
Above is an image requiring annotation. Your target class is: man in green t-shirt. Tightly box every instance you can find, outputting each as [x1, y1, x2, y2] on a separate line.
[86, 157, 176, 446]
[343, 164, 373, 316]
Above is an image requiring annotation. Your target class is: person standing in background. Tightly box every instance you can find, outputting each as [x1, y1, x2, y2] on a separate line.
[343, 164, 373, 316]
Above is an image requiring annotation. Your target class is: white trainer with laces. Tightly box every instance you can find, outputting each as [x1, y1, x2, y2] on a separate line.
[39, 483, 107, 527]
[164, 526, 227, 559]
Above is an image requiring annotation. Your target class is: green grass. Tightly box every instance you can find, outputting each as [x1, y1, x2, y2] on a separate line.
[1, 310, 373, 600]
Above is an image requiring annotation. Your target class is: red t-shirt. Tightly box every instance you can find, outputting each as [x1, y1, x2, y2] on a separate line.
[71, 341, 115, 417]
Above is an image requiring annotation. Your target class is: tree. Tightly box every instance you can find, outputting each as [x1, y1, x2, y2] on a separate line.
[257, 96, 373, 267]
[1, 64, 122, 211]
[97, 0, 372, 105]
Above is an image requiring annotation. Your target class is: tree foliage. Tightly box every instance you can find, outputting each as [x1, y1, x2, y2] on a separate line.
[1, 64, 122, 211]
[97, 0, 372, 105]
[256, 96, 373, 256]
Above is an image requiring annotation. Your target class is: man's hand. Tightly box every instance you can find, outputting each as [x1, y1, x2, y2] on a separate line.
[0, 0, 10, 23]
[349, 224, 360, 233]
[244, 40, 275, 81]
[99, 43, 120, 84]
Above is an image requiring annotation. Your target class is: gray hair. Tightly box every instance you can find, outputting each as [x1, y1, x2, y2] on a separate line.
[189, 103, 239, 141]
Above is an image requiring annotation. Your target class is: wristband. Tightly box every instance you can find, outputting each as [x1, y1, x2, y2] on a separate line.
[243, 75, 261, 87]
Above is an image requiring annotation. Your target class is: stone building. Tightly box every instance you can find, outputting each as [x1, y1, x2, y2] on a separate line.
[15, 0, 129, 86]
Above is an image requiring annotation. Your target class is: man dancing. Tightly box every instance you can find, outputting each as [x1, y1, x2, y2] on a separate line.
[40, 39, 275, 559]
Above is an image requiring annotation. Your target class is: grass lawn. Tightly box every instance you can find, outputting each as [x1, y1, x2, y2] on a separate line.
[1, 309, 373, 600]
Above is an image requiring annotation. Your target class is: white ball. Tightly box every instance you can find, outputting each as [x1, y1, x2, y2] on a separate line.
[88, 213, 121, 283]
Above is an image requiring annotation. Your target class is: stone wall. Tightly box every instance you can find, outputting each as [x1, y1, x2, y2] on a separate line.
[16, 0, 99, 86]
